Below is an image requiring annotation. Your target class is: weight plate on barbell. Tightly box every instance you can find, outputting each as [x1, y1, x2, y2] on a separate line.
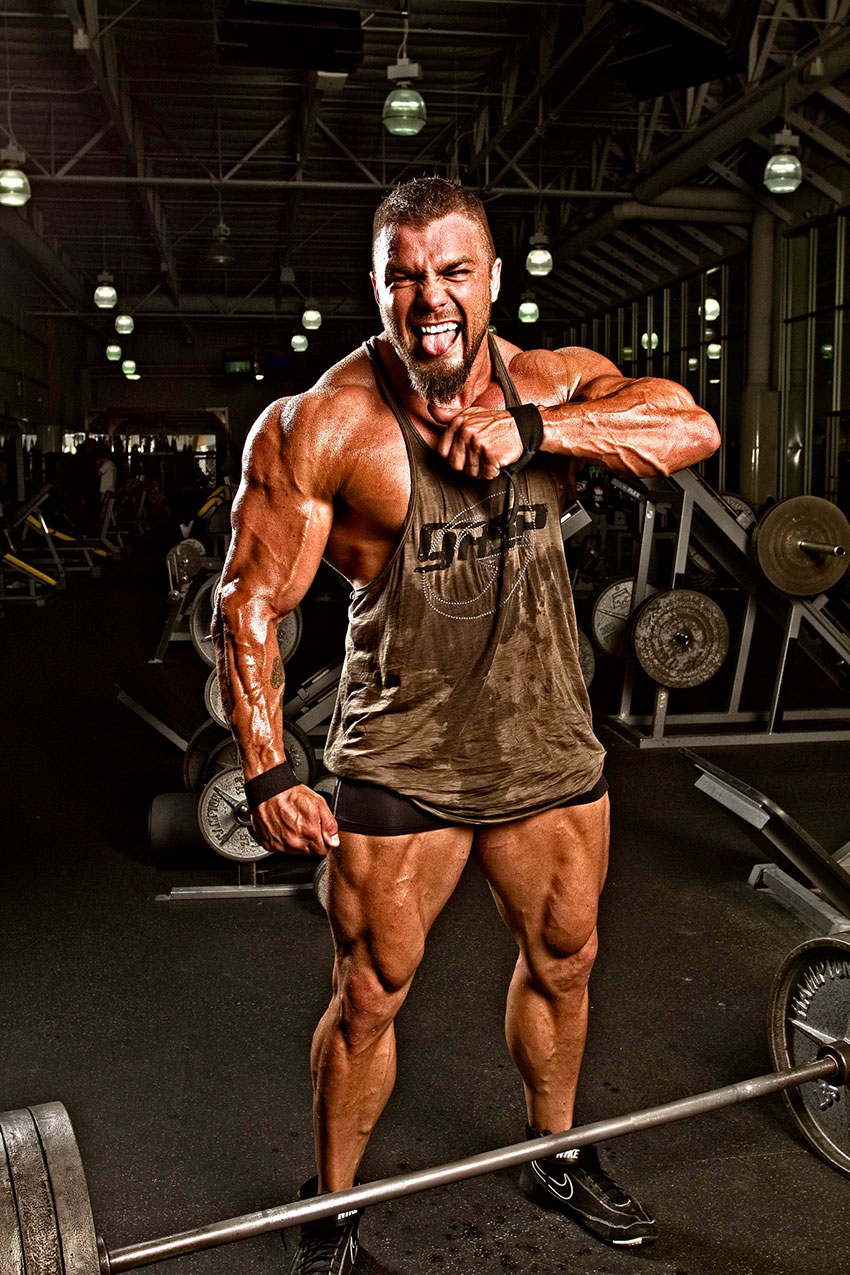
[768, 935, 850, 1179]
[754, 496, 850, 596]
[577, 629, 595, 688]
[589, 577, 658, 658]
[632, 589, 729, 688]
[0, 1103, 99, 1275]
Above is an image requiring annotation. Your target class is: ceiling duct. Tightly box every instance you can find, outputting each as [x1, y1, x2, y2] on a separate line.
[217, 1, 363, 73]
[609, 0, 761, 98]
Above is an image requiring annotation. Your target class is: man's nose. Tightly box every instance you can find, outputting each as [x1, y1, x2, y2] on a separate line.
[416, 274, 449, 310]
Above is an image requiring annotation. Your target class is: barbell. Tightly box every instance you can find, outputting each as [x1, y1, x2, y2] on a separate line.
[3, 936, 850, 1274]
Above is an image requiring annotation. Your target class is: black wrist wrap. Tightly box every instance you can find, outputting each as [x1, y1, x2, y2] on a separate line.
[243, 760, 300, 811]
[507, 404, 544, 474]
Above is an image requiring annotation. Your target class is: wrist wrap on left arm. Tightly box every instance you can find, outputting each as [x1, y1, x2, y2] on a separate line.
[507, 404, 545, 474]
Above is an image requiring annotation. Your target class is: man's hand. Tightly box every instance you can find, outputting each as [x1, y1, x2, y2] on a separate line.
[251, 784, 340, 856]
[434, 406, 526, 480]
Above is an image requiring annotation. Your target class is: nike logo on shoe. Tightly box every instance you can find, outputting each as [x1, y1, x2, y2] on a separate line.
[531, 1159, 574, 1200]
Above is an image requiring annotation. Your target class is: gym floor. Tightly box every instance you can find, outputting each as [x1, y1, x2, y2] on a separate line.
[2, 546, 849, 1275]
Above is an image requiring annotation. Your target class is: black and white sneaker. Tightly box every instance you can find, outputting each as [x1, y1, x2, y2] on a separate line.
[519, 1126, 657, 1249]
[285, 1176, 362, 1274]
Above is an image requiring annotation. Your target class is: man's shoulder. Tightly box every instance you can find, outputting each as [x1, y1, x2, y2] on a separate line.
[505, 343, 623, 403]
[252, 346, 379, 443]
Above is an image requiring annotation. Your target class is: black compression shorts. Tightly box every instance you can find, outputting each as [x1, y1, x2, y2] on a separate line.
[330, 774, 608, 837]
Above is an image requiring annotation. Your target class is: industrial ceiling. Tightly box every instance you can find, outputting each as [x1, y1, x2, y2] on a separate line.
[1, 0, 849, 340]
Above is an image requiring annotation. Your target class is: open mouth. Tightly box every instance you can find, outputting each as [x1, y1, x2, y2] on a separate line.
[414, 320, 462, 359]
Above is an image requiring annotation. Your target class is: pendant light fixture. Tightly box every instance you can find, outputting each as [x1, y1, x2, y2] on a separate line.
[291, 333, 308, 353]
[115, 313, 134, 335]
[763, 127, 802, 194]
[94, 271, 118, 309]
[121, 358, 136, 376]
[518, 293, 539, 324]
[105, 344, 122, 362]
[526, 233, 553, 277]
[302, 304, 322, 330]
[0, 144, 31, 207]
[383, 14, 426, 137]
[208, 110, 235, 265]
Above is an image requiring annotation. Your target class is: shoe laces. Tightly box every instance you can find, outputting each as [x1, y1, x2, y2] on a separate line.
[572, 1154, 632, 1208]
[289, 1222, 357, 1275]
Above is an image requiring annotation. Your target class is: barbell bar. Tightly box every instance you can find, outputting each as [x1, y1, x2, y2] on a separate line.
[3, 1049, 847, 1273]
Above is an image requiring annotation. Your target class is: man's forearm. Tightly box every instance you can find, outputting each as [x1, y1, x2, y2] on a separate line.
[539, 378, 720, 477]
[212, 595, 287, 780]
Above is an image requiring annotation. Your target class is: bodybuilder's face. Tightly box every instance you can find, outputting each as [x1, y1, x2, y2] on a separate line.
[372, 214, 501, 404]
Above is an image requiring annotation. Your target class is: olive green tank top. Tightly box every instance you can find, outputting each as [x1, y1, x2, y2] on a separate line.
[322, 336, 605, 823]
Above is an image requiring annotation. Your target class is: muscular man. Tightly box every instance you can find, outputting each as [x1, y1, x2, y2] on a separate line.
[213, 177, 719, 1275]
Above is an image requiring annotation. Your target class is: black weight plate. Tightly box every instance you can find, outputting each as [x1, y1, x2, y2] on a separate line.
[0, 1108, 63, 1274]
[30, 1103, 100, 1275]
[754, 496, 850, 596]
[768, 936, 850, 1178]
[577, 629, 595, 688]
[632, 589, 729, 688]
[183, 719, 229, 792]
[590, 577, 657, 658]
[188, 572, 220, 667]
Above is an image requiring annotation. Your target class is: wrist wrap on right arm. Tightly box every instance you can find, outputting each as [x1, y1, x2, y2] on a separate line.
[243, 760, 300, 811]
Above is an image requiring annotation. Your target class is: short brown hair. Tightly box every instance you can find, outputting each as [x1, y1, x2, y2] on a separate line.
[372, 177, 495, 266]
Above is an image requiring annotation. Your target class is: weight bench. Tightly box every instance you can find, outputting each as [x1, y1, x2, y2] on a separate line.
[682, 748, 850, 935]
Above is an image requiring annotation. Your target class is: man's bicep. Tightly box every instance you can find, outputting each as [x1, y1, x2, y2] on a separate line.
[224, 475, 332, 618]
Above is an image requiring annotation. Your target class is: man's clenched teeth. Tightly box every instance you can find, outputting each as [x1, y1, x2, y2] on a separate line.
[416, 320, 461, 359]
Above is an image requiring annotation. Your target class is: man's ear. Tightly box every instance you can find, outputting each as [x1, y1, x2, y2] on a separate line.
[370, 271, 379, 304]
[490, 258, 502, 303]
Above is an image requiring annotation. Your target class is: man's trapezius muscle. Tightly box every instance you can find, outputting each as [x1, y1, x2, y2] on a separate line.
[212, 177, 720, 1271]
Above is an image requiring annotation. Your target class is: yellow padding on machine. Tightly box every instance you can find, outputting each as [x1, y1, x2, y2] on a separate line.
[25, 515, 108, 555]
[3, 553, 59, 586]
[196, 483, 232, 518]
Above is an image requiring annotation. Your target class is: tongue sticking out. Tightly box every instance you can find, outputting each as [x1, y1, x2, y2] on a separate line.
[420, 327, 458, 358]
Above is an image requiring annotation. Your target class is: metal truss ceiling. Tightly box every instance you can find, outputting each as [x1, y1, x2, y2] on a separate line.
[1, 0, 849, 335]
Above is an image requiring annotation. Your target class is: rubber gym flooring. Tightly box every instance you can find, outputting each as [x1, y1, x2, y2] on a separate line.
[2, 543, 850, 1275]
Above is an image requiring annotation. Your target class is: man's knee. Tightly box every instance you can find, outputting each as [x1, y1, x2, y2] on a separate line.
[522, 923, 599, 1000]
[335, 945, 424, 1049]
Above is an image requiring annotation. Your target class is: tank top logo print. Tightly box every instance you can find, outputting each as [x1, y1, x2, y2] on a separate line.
[413, 488, 550, 620]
